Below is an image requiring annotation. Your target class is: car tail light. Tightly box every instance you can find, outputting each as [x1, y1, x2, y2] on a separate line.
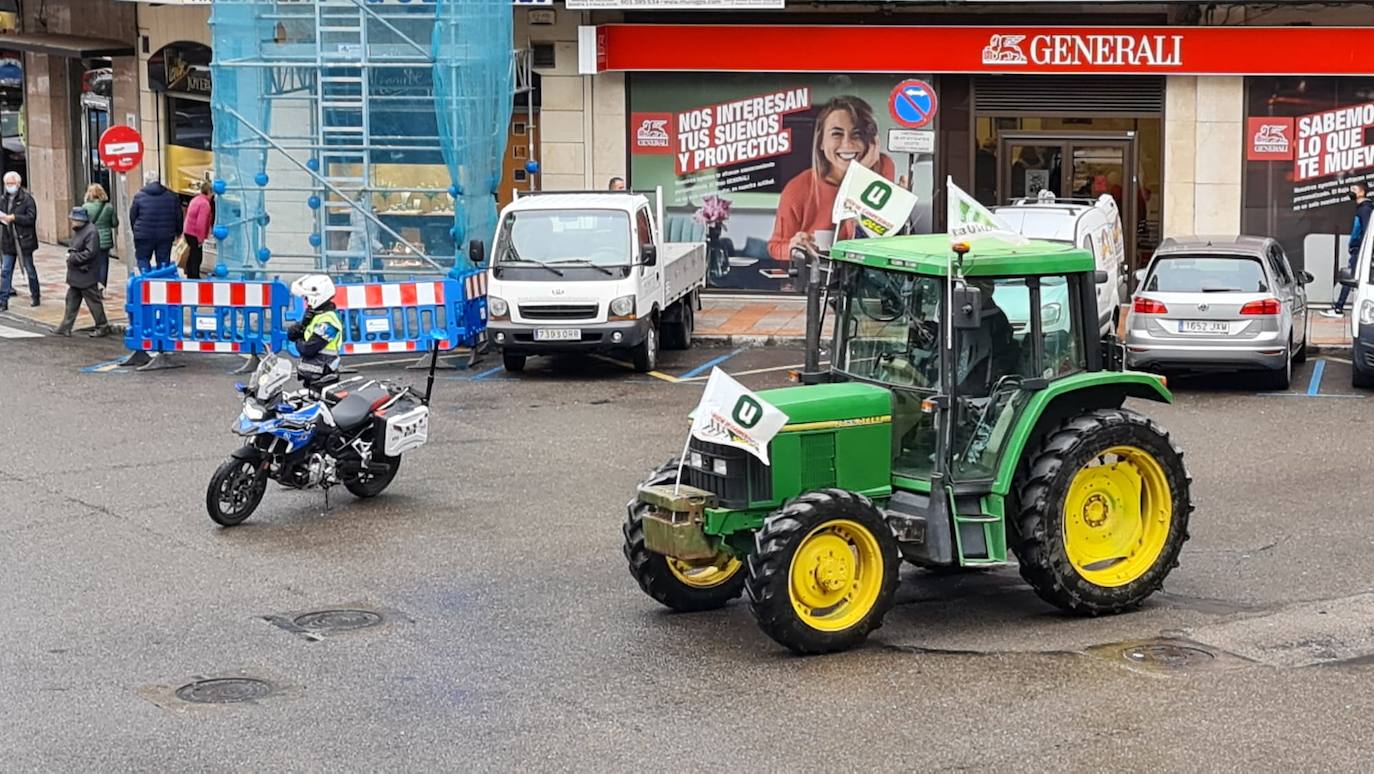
[1133, 297, 1168, 314]
[1239, 298, 1282, 315]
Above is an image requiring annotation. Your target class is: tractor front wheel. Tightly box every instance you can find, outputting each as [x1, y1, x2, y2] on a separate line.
[1012, 409, 1192, 615]
[746, 489, 899, 655]
[623, 459, 746, 612]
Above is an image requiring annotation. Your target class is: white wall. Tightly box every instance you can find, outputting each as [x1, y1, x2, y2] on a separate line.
[1163, 76, 1245, 237]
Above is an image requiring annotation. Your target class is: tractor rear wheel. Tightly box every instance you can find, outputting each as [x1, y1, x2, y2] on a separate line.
[623, 459, 745, 612]
[1012, 409, 1192, 615]
[746, 489, 899, 655]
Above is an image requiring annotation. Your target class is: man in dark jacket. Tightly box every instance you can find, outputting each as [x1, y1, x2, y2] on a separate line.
[0, 171, 40, 310]
[1326, 182, 1373, 317]
[53, 207, 109, 337]
[128, 170, 182, 274]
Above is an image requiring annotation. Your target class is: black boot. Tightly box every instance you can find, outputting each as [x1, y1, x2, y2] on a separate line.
[29, 296, 39, 307]
[88, 326, 111, 338]
[52, 327, 72, 337]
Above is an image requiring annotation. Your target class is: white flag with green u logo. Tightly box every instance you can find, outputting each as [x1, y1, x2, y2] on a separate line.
[689, 368, 789, 465]
[831, 162, 918, 238]
[947, 175, 1029, 246]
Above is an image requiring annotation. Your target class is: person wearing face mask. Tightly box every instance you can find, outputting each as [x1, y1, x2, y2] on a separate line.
[768, 96, 896, 264]
[52, 207, 110, 338]
[0, 171, 40, 311]
[1324, 182, 1372, 318]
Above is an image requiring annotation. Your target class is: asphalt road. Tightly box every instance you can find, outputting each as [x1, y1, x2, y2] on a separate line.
[4, 325, 1374, 771]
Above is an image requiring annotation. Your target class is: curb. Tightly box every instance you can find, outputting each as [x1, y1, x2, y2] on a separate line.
[694, 333, 807, 347]
[0, 309, 128, 336]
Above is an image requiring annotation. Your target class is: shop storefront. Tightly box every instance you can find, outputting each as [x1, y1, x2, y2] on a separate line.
[586, 22, 1374, 295]
[147, 41, 213, 202]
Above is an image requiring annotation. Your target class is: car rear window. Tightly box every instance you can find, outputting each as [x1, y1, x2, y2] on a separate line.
[1145, 254, 1268, 293]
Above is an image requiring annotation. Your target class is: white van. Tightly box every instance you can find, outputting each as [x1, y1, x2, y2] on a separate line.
[993, 193, 1129, 336]
[1336, 226, 1374, 387]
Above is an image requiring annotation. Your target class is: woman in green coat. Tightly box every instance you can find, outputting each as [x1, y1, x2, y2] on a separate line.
[83, 183, 118, 292]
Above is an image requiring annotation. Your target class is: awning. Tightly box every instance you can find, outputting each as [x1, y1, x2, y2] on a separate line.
[0, 32, 135, 59]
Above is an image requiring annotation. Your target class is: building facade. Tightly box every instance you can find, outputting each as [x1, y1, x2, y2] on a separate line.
[521, 2, 1374, 302]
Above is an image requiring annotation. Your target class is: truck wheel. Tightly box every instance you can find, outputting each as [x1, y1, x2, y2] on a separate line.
[1012, 409, 1192, 616]
[746, 489, 899, 655]
[631, 322, 659, 372]
[662, 297, 695, 351]
[502, 352, 526, 372]
[623, 458, 745, 612]
[1354, 364, 1374, 389]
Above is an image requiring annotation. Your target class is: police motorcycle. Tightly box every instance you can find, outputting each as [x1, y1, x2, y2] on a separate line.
[205, 275, 438, 526]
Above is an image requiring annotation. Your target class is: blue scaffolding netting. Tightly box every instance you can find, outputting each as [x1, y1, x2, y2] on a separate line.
[208, 0, 515, 279]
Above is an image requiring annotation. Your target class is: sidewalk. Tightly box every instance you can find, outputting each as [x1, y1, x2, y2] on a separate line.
[0, 243, 131, 332]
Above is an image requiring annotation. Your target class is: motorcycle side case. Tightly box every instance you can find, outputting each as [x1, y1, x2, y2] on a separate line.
[376, 398, 429, 456]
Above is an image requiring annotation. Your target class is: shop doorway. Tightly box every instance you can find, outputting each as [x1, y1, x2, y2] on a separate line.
[997, 132, 1140, 272]
[80, 62, 112, 194]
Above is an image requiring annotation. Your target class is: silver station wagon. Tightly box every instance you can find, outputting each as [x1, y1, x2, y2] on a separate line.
[1125, 235, 1312, 389]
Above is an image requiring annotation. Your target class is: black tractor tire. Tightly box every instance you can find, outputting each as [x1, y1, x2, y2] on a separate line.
[631, 321, 660, 373]
[1354, 364, 1374, 389]
[1012, 409, 1192, 616]
[746, 489, 900, 655]
[206, 456, 267, 527]
[344, 453, 401, 498]
[502, 352, 527, 373]
[662, 296, 695, 351]
[623, 458, 746, 612]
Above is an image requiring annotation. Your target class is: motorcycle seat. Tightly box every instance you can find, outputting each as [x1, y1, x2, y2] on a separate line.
[329, 386, 391, 430]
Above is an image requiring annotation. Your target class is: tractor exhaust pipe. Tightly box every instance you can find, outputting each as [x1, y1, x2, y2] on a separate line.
[798, 245, 825, 385]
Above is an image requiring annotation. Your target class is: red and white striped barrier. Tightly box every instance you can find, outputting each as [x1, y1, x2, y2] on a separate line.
[333, 280, 446, 309]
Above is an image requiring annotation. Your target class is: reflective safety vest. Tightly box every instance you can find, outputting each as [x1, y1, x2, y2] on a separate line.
[304, 309, 343, 354]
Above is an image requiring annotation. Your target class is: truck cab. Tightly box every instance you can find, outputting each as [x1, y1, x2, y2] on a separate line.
[485, 191, 706, 373]
[994, 193, 1128, 336]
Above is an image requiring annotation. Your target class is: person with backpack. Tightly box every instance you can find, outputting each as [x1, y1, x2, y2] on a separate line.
[83, 184, 118, 294]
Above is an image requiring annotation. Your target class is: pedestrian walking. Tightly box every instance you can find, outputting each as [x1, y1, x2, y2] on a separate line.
[52, 207, 110, 338]
[128, 170, 182, 274]
[182, 181, 214, 279]
[0, 171, 39, 311]
[82, 183, 117, 294]
[1324, 181, 1372, 317]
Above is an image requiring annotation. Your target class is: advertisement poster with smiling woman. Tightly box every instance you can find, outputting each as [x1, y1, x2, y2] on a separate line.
[629, 74, 936, 293]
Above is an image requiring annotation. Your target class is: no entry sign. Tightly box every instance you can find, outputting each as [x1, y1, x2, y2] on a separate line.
[889, 79, 938, 129]
[98, 125, 144, 174]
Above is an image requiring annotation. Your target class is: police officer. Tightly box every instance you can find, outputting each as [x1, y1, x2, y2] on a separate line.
[287, 274, 343, 387]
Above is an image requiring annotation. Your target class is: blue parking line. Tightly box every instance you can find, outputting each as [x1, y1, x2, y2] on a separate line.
[1307, 359, 1326, 396]
[678, 348, 744, 380]
[471, 366, 504, 381]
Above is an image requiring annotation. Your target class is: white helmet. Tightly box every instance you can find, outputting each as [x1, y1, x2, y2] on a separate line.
[291, 274, 336, 310]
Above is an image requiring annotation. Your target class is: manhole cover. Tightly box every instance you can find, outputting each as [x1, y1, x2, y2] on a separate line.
[292, 609, 384, 633]
[175, 677, 273, 704]
[1121, 642, 1216, 669]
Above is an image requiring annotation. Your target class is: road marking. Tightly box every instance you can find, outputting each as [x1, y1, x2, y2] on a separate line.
[1325, 355, 1352, 365]
[678, 348, 744, 379]
[80, 358, 130, 374]
[471, 366, 503, 381]
[590, 353, 679, 382]
[1257, 393, 1363, 399]
[679, 360, 831, 382]
[0, 323, 41, 338]
[1307, 359, 1326, 396]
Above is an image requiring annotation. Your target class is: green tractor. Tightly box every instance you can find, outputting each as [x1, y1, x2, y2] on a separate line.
[623, 234, 1193, 655]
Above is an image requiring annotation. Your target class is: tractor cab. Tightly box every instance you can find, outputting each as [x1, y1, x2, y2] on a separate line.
[623, 234, 1193, 656]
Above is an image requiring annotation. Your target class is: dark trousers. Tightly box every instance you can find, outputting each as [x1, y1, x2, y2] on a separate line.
[1334, 250, 1359, 311]
[185, 235, 204, 279]
[57, 285, 108, 332]
[95, 246, 111, 289]
[135, 237, 174, 274]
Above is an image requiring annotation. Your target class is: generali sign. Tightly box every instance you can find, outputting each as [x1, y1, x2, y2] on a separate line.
[590, 25, 1374, 76]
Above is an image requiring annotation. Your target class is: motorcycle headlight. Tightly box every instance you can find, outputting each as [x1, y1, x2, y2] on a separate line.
[1360, 300, 1374, 326]
[243, 402, 266, 421]
[610, 295, 636, 318]
[489, 296, 509, 318]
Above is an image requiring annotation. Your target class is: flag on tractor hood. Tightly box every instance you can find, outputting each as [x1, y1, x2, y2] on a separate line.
[947, 176, 1029, 246]
[689, 368, 789, 465]
[832, 162, 919, 237]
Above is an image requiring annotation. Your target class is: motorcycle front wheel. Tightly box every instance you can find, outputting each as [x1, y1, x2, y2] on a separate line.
[344, 453, 401, 499]
[206, 457, 268, 526]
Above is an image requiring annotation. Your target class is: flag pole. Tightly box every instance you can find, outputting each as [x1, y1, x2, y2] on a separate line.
[673, 431, 692, 496]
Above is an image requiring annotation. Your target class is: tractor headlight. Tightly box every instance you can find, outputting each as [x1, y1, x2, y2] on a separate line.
[1042, 302, 1063, 326]
[489, 296, 509, 318]
[1360, 299, 1374, 326]
[713, 458, 729, 475]
[690, 451, 704, 469]
[610, 295, 636, 319]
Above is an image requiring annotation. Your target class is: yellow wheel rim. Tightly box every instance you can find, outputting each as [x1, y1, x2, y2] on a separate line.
[667, 555, 742, 589]
[1062, 445, 1173, 588]
[787, 519, 885, 632]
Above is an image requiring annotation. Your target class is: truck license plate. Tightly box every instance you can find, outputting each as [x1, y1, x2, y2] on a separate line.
[1180, 320, 1228, 334]
[534, 328, 581, 341]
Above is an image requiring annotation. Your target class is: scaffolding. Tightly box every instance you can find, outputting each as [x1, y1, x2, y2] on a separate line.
[208, 0, 518, 278]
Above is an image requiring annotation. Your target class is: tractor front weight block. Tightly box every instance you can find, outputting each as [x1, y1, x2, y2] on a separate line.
[636, 483, 719, 562]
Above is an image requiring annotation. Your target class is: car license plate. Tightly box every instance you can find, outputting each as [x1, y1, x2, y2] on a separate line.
[534, 328, 581, 341]
[1181, 320, 1229, 334]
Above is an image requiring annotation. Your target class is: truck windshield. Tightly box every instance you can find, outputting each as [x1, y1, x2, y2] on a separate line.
[835, 266, 943, 391]
[497, 209, 632, 267]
